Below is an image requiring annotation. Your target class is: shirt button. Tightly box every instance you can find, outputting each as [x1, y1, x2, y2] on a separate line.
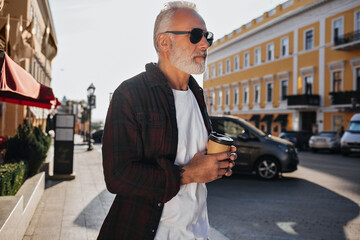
[157, 202, 163, 207]
[151, 229, 155, 233]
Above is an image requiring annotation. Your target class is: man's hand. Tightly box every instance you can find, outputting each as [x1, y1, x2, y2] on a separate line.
[180, 146, 237, 184]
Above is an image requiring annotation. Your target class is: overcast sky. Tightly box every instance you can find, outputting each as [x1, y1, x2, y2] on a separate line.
[48, 0, 287, 122]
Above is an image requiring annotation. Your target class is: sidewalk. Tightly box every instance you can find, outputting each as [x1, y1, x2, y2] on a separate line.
[23, 135, 229, 240]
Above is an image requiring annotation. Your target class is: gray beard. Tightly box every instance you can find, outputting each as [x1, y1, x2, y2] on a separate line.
[169, 41, 206, 75]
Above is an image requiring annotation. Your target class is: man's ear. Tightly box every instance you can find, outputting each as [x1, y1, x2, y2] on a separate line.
[157, 34, 171, 52]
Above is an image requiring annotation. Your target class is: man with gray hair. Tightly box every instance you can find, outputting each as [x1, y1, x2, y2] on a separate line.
[98, 2, 236, 239]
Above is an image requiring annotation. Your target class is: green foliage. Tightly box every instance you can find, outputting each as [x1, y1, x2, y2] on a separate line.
[0, 161, 26, 196]
[4, 120, 51, 177]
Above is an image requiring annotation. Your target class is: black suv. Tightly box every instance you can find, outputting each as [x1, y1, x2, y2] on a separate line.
[210, 115, 298, 179]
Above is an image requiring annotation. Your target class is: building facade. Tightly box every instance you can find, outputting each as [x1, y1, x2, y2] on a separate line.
[204, 0, 360, 136]
[0, 0, 57, 136]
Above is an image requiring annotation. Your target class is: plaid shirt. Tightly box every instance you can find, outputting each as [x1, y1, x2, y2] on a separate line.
[98, 63, 211, 240]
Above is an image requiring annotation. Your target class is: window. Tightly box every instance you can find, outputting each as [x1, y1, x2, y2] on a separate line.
[254, 85, 260, 104]
[244, 52, 250, 68]
[225, 89, 230, 106]
[332, 71, 342, 92]
[211, 92, 215, 106]
[226, 59, 231, 73]
[304, 75, 313, 94]
[333, 18, 343, 42]
[234, 56, 239, 70]
[211, 65, 216, 78]
[243, 87, 249, 104]
[280, 80, 288, 101]
[305, 29, 313, 50]
[332, 115, 344, 132]
[217, 90, 222, 107]
[234, 88, 239, 105]
[266, 82, 273, 102]
[255, 48, 261, 65]
[281, 37, 289, 57]
[267, 43, 274, 61]
[205, 68, 209, 80]
[356, 11, 360, 31]
[218, 62, 223, 76]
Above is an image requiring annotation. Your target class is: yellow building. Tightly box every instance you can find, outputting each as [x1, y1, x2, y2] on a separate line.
[0, 0, 57, 136]
[204, 0, 360, 136]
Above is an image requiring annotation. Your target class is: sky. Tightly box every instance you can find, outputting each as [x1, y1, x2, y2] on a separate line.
[48, 0, 287, 122]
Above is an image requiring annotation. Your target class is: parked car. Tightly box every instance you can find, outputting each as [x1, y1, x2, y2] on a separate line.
[309, 131, 341, 152]
[341, 113, 360, 156]
[92, 129, 104, 143]
[210, 115, 298, 180]
[279, 131, 312, 150]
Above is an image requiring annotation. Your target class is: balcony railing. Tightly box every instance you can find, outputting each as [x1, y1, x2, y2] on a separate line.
[287, 94, 320, 107]
[330, 91, 360, 105]
[334, 30, 360, 50]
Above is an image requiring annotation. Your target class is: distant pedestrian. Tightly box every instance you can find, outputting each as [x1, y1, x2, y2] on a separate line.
[98, 1, 236, 240]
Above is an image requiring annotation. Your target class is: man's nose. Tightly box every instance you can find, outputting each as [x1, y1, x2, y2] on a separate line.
[198, 34, 210, 50]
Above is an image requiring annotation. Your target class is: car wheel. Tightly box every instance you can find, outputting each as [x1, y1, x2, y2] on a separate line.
[256, 157, 279, 180]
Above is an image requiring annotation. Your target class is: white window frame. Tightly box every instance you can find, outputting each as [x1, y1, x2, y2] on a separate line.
[225, 89, 230, 106]
[234, 55, 240, 71]
[217, 90, 222, 107]
[218, 62, 223, 76]
[243, 86, 249, 105]
[332, 17, 344, 43]
[281, 37, 289, 57]
[211, 91, 215, 107]
[356, 10, 360, 31]
[304, 28, 314, 51]
[226, 59, 231, 74]
[255, 47, 261, 65]
[303, 74, 314, 94]
[280, 79, 288, 101]
[233, 87, 239, 105]
[267, 43, 274, 61]
[266, 82, 273, 103]
[205, 68, 209, 80]
[244, 52, 250, 68]
[254, 84, 260, 105]
[211, 65, 216, 78]
[330, 69, 343, 92]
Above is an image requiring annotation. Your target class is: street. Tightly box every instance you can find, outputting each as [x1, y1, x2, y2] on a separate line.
[206, 151, 360, 240]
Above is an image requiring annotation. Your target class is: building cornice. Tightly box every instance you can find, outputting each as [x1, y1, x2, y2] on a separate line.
[209, 0, 331, 55]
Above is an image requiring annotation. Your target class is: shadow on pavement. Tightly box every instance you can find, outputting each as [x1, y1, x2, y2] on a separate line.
[207, 175, 359, 240]
[74, 189, 115, 230]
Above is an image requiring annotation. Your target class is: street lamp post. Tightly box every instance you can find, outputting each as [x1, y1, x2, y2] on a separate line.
[87, 83, 96, 151]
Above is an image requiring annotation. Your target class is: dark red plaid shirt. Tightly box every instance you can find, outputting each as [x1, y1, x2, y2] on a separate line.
[98, 63, 211, 240]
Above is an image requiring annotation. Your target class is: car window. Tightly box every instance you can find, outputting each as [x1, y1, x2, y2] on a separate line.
[211, 119, 225, 135]
[224, 120, 245, 138]
[319, 132, 336, 137]
[348, 121, 360, 133]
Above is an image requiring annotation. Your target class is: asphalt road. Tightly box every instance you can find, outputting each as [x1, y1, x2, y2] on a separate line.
[206, 151, 360, 240]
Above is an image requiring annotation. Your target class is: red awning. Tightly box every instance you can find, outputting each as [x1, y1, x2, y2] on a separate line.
[0, 50, 60, 109]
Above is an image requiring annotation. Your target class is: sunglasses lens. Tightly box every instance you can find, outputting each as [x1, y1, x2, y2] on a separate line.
[206, 32, 214, 46]
[190, 28, 204, 44]
[190, 28, 214, 46]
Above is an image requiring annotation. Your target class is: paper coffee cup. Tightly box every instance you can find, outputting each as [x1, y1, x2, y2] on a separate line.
[207, 132, 233, 154]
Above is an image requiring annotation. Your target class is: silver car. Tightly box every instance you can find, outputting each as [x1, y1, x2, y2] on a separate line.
[309, 131, 341, 153]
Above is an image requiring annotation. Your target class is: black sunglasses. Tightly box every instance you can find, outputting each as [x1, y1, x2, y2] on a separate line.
[163, 28, 214, 46]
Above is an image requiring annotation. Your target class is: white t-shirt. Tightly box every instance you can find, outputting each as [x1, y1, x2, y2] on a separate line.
[154, 88, 209, 240]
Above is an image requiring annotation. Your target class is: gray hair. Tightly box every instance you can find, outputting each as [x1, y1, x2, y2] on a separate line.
[153, 1, 198, 53]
